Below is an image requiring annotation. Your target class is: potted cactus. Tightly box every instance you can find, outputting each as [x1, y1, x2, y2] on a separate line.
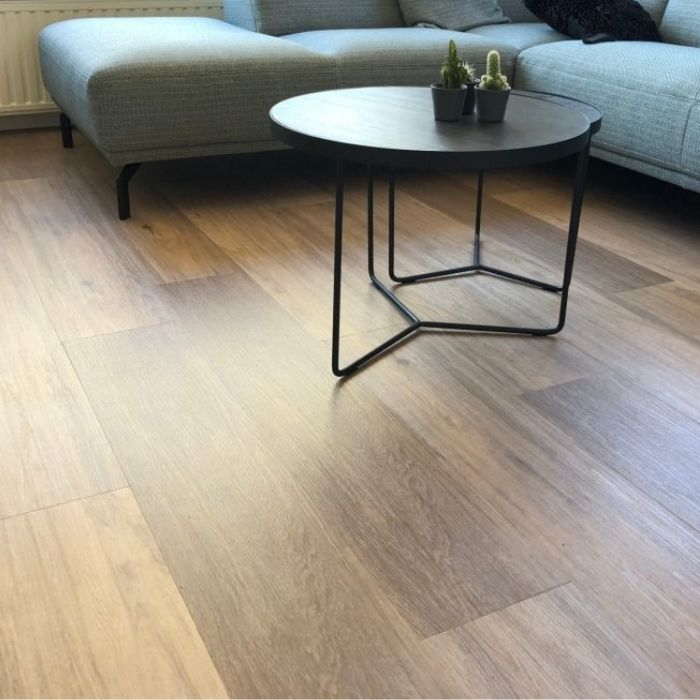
[431, 40, 475, 122]
[475, 50, 511, 123]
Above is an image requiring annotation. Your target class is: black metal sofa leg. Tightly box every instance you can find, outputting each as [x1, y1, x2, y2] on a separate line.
[59, 113, 74, 148]
[116, 163, 141, 221]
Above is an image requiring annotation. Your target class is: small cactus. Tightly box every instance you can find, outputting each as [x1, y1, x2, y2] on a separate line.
[440, 40, 475, 89]
[480, 50, 510, 90]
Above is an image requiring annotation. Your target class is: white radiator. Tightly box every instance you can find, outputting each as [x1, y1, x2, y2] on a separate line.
[0, 0, 223, 116]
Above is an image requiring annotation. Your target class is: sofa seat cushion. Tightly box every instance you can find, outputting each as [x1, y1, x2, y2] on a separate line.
[39, 17, 336, 164]
[515, 41, 700, 172]
[467, 22, 568, 50]
[284, 27, 519, 87]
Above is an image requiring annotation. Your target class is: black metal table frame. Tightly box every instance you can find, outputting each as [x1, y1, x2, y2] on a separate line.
[332, 137, 592, 377]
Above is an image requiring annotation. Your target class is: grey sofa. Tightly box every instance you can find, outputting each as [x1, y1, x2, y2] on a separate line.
[39, 0, 700, 218]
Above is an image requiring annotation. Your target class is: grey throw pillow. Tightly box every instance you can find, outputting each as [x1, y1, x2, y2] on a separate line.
[397, 0, 509, 30]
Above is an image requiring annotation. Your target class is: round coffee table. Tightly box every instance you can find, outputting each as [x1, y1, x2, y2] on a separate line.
[270, 88, 601, 377]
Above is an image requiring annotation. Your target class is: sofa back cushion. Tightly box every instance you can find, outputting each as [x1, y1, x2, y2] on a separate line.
[496, 0, 538, 22]
[223, 0, 404, 35]
[635, 0, 670, 23]
[398, 0, 508, 30]
[661, 0, 700, 47]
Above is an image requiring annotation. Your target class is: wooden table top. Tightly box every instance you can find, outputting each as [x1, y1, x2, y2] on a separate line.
[270, 87, 600, 170]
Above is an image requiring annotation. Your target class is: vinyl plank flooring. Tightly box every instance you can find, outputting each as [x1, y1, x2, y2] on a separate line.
[67, 268, 566, 654]
[156, 176, 402, 340]
[577, 562, 700, 697]
[616, 281, 700, 341]
[427, 584, 676, 698]
[495, 182, 700, 286]
[0, 129, 111, 183]
[0, 177, 170, 340]
[559, 287, 700, 425]
[64, 171, 239, 284]
[334, 326, 700, 591]
[0, 488, 227, 699]
[402, 185, 670, 296]
[158, 270, 567, 636]
[65, 318, 499, 697]
[164, 175, 569, 339]
[0, 237, 126, 519]
[523, 373, 700, 531]
[3, 127, 700, 698]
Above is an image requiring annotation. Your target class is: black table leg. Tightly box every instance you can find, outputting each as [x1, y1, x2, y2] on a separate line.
[330, 139, 591, 376]
[332, 161, 420, 377]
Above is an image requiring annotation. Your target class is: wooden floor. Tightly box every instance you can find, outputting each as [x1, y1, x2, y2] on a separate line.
[1, 127, 700, 698]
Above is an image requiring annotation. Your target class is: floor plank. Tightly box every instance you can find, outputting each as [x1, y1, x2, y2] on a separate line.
[1, 128, 699, 697]
[65, 318, 504, 697]
[397, 178, 671, 296]
[157, 270, 567, 635]
[69, 171, 239, 284]
[0, 233, 126, 519]
[523, 373, 700, 531]
[0, 488, 227, 699]
[494, 173, 700, 287]
[330, 328, 700, 695]
[0, 177, 170, 340]
[616, 281, 700, 341]
[427, 584, 676, 698]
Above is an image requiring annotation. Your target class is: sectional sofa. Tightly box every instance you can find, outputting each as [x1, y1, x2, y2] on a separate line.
[39, 0, 700, 218]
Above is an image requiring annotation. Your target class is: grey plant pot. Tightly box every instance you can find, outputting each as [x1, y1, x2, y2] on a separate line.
[462, 80, 479, 115]
[431, 84, 467, 122]
[476, 87, 511, 123]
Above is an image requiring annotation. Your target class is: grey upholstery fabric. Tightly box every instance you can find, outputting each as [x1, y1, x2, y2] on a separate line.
[515, 41, 700, 177]
[38, 1, 700, 194]
[661, 0, 700, 47]
[284, 27, 518, 87]
[467, 22, 567, 50]
[396, 0, 507, 30]
[591, 146, 700, 193]
[496, 0, 538, 23]
[682, 103, 700, 177]
[39, 18, 336, 165]
[222, 0, 404, 35]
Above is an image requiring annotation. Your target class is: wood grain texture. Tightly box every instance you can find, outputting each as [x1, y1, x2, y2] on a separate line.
[65, 319, 489, 697]
[270, 88, 592, 169]
[0, 230, 126, 519]
[397, 174, 671, 295]
[428, 584, 674, 698]
[160, 271, 567, 633]
[0, 177, 170, 340]
[69, 171, 239, 284]
[493, 165, 700, 287]
[0, 488, 227, 699]
[616, 281, 700, 341]
[2, 127, 700, 697]
[523, 373, 700, 530]
[65, 270, 566, 648]
[330, 327, 700, 696]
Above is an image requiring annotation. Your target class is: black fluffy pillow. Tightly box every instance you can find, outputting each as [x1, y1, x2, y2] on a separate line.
[522, 0, 661, 43]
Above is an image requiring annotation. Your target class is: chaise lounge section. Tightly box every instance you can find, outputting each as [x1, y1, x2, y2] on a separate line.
[38, 0, 700, 218]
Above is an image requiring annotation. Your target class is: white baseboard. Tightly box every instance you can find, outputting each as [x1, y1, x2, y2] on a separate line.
[0, 111, 60, 131]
